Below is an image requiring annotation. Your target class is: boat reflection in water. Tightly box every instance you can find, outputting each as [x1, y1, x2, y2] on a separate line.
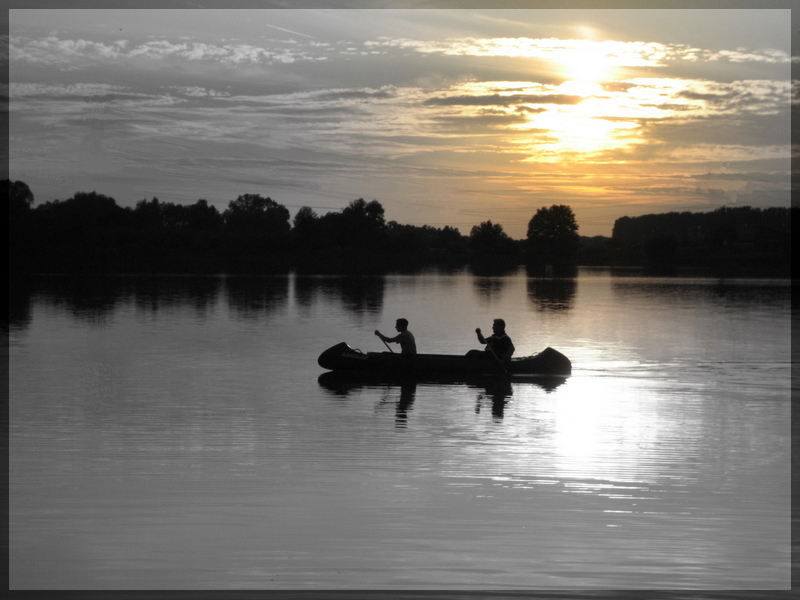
[317, 371, 567, 424]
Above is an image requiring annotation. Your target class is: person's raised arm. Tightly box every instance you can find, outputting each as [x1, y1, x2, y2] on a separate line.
[475, 327, 487, 344]
[376, 330, 399, 343]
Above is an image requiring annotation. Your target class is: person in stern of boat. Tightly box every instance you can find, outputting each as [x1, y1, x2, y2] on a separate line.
[467, 318, 515, 364]
[375, 318, 417, 356]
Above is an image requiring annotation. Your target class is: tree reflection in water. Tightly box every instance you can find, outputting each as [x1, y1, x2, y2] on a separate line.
[294, 275, 386, 316]
[526, 276, 577, 312]
[9, 274, 226, 327]
[225, 275, 289, 320]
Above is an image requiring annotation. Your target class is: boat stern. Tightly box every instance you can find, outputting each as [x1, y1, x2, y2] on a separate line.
[536, 347, 572, 376]
[318, 342, 367, 370]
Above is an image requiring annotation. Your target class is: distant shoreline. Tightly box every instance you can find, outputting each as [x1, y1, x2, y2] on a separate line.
[8, 181, 792, 278]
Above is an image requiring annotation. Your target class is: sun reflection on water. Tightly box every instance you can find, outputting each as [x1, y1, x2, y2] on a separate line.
[457, 367, 672, 493]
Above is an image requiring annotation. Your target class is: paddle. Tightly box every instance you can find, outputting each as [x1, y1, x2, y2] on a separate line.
[375, 330, 394, 353]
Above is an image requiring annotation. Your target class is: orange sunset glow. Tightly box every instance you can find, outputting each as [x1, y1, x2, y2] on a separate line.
[8, 8, 792, 237]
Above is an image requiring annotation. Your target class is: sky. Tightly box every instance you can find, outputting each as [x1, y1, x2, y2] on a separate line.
[7, 5, 795, 238]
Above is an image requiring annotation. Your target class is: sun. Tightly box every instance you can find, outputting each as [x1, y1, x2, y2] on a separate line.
[504, 46, 645, 159]
[510, 88, 642, 160]
[558, 80, 603, 97]
[559, 44, 613, 84]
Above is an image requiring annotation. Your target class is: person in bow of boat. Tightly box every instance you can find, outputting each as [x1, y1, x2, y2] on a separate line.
[467, 318, 515, 363]
[375, 318, 417, 356]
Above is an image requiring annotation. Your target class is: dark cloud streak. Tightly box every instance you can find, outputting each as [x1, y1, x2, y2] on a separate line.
[424, 93, 584, 106]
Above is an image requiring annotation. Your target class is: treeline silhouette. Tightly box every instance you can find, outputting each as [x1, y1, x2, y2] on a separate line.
[578, 206, 793, 276]
[8, 184, 471, 273]
[7, 180, 552, 274]
[7, 179, 792, 276]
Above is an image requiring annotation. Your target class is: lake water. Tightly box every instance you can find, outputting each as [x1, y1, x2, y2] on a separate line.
[8, 267, 793, 590]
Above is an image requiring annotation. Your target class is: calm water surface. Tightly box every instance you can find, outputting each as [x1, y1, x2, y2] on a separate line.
[8, 267, 792, 589]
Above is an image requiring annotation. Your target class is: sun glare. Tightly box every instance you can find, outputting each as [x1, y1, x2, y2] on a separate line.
[499, 44, 644, 158]
[558, 80, 603, 97]
[555, 41, 617, 84]
[510, 86, 643, 159]
[539, 113, 639, 155]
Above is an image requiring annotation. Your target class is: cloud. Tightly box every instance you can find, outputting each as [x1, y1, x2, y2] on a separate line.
[9, 82, 188, 119]
[609, 185, 705, 196]
[694, 172, 788, 183]
[168, 86, 231, 98]
[10, 36, 129, 66]
[424, 93, 584, 106]
[13, 33, 791, 75]
[672, 80, 790, 115]
[369, 36, 791, 67]
[707, 48, 790, 64]
[313, 88, 397, 102]
[9, 20, 791, 238]
[425, 113, 530, 133]
[11, 71, 789, 170]
[11, 82, 127, 97]
[10, 35, 326, 67]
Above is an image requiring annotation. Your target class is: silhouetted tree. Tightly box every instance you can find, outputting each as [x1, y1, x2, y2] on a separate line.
[133, 197, 165, 229]
[343, 198, 385, 225]
[8, 180, 35, 272]
[224, 193, 291, 239]
[218, 194, 291, 271]
[182, 199, 223, 232]
[383, 222, 468, 268]
[293, 206, 319, 230]
[469, 220, 517, 257]
[7, 179, 34, 216]
[36, 191, 128, 231]
[29, 191, 129, 272]
[292, 206, 319, 236]
[610, 206, 792, 275]
[643, 233, 679, 273]
[526, 204, 580, 265]
[291, 206, 323, 256]
[339, 198, 387, 250]
[437, 225, 468, 258]
[386, 221, 433, 256]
